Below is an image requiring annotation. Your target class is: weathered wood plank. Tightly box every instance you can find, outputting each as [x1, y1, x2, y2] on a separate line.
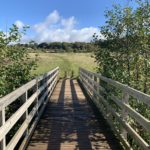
[80, 68, 150, 105]
[111, 95, 150, 132]
[27, 79, 123, 150]
[0, 67, 59, 109]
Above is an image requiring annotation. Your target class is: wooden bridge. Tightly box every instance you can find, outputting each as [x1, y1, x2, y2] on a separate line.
[0, 67, 150, 150]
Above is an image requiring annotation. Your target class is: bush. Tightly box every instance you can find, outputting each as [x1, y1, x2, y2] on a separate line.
[0, 24, 37, 97]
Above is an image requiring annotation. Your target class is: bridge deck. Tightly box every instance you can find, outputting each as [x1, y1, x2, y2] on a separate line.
[27, 79, 123, 150]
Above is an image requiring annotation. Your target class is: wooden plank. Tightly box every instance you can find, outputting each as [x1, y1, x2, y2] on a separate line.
[27, 79, 123, 150]
[111, 95, 150, 132]
[80, 68, 150, 106]
[34, 67, 59, 83]
[0, 79, 36, 110]
[99, 75, 150, 106]
[0, 92, 38, 141]
[80, 70, 106, 93]
[0, 67, 59, 109]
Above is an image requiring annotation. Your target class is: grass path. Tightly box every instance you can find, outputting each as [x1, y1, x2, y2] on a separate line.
[30, 53, 97, 77]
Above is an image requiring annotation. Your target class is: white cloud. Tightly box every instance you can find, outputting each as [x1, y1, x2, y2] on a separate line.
[19, 10, 103, 43]
[34, 10, 60, 33]
[46, 10, 60, 24]
[15, 20, 24, 29]
[61, 16, 76, 30]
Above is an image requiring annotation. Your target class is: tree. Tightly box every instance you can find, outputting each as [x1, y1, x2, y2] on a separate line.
[28, 40, 38, 49]
[0, 24, 37, 97]
[94, 1, 150, 91]
[93, 1, 150, 148]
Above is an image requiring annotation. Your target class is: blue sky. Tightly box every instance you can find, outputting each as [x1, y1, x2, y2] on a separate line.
[0, 0, 134, 42]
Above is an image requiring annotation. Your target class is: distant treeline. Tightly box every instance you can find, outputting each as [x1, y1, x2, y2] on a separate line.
[18, 41, 96, 53]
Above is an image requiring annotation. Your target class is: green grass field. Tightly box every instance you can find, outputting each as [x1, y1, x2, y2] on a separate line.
[30, 53, 97, 77]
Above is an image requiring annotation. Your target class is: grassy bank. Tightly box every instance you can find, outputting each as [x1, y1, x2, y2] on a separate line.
[30, 53, 97, 77]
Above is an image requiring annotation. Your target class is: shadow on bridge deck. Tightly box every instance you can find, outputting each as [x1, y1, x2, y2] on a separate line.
[27, 79, 123, 150]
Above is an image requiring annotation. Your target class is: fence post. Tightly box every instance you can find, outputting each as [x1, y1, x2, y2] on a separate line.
[93, 74, 97, 102]
[121, 91, 129, 139]
[21, 91, 29, 138]
[88, 73, 92, 93]
[79, 69, 82, 80]
[79, 68, 81, 80]
[35, 78, 39, 116]
[57, 68, 59, 82]
[98, 76, 105, 117]
[0, 107, 6, 150]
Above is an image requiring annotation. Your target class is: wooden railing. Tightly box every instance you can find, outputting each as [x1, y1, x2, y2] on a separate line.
[79, 68, 150, 150]
[0, 67, 59, 150]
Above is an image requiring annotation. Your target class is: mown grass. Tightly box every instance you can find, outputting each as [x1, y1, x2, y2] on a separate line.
[30, 52, 97, 77]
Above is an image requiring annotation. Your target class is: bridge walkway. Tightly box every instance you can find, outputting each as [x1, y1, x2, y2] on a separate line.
[27, 79, 123, 150]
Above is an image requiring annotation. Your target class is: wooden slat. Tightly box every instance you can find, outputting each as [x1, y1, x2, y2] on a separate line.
[80, 71, 106, 93]
[111, 95, 150, 132]
[80, 68, 150, 106]
[0, 91, 38, 141]
[0, 79, 36, 110]
[0, 67, 59, 109]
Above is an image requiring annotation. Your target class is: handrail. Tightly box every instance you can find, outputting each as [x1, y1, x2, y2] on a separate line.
[79, 68, 150, 150]
[0, 67, 59, 150]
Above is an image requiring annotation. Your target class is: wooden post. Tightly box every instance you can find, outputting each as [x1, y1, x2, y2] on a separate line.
[91, 74, 93, 89]
[57, 69, 59, 82]
[79, 68, 82, 82]
[21, 91, 29, 138]
[79, 69, 82, 83]
[93, 75, 97, 102]
[0, 108, 6, 150]
[98, 77, 105, 115]
[35, 78, 39, 116]
[86, 72, 89, 92]
[121, 91, 129, 139]
[45, 75, 49, 100]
